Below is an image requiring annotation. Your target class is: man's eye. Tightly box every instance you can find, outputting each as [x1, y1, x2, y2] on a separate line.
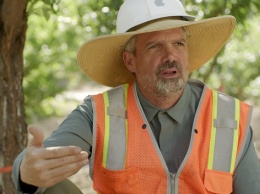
[150, 44, 161, 49]
[175, 42, 185, 46]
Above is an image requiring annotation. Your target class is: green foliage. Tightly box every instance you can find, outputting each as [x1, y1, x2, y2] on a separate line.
[24, 0, 91, 122]
[77, 0, 123, 36]
[27, 0, 60, 20]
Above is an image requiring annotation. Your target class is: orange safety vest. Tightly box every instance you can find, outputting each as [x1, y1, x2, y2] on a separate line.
[90, 82, 252, 194]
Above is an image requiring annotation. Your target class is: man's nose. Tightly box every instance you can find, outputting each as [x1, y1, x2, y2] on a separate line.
[162, 45, 178, 63]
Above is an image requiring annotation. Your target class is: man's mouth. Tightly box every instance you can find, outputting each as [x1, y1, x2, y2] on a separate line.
[160, 68, 179, 78]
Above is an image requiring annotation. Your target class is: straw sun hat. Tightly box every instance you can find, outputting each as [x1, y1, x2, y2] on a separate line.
[77, 0, 236, 87]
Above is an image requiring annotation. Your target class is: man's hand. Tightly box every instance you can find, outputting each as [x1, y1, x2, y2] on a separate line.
[20, 125, 89, 188]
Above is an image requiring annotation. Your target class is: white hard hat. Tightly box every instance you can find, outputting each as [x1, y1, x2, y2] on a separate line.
[116, 0, 195, 33]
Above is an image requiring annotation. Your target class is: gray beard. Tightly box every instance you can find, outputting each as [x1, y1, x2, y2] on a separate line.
[138, 61, 187, 98]
[155, 77, 185, 96]
[155, 61, 186, 97]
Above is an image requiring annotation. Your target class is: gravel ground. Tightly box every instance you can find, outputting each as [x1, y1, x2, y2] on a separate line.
[36, 84, 260, 193]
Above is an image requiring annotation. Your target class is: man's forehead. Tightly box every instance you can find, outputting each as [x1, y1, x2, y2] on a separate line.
[136, 27, 186, 41]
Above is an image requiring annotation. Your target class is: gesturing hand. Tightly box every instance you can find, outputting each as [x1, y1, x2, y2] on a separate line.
[20, 125, 89, 188]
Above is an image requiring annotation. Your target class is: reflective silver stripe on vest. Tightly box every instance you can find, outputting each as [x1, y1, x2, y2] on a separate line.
[104, 85, 128, 170]
[210, 91, 239, 172]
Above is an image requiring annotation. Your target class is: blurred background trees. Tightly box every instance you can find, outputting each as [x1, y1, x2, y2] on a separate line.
[0, 0, 259, 193]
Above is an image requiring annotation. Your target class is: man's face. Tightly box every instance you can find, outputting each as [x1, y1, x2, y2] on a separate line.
[124, 28, 189, 97]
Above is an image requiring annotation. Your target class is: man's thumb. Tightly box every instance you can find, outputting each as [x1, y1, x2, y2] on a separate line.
[27, 125, 45, 147]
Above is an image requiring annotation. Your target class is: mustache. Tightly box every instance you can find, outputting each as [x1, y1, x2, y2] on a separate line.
[156, 61, 182, 75]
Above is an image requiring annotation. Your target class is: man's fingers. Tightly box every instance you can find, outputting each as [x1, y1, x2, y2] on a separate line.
[44, 151, 88, 169]
[43, 146, 83, 159]
[31, 154, 89, 188]
[27, 125, 45, 147]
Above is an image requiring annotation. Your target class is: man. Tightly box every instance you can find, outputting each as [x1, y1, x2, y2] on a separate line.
[13, 0, 260, 193]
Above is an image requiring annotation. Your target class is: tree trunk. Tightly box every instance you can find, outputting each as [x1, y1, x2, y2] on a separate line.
[0, 0, 28, 193]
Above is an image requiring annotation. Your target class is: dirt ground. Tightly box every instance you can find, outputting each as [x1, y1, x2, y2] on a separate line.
[36, 84, 260, 193]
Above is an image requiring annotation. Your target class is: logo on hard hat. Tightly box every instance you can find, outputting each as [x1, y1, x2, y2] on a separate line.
[154, 0, 165, 6]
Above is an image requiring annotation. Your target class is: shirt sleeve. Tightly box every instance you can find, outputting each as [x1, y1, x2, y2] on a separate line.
[12, 96, 94, 194]
[233, 127, 260, 194]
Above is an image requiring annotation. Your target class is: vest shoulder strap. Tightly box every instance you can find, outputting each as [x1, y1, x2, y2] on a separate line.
[207, 89, 252, 173]
[97, 84, 129, 171]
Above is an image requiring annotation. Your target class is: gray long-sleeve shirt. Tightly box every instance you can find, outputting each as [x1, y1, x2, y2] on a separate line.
[13, 80, 260, 193]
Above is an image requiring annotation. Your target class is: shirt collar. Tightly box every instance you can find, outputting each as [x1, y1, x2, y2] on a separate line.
[136, 83, 191, 124]
[166, 84, 191, 124]
[136, 84, 159, 122]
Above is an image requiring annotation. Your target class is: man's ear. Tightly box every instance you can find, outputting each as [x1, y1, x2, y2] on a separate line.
[123, 51, 136, 73]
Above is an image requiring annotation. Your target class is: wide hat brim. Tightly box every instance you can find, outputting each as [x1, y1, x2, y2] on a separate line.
[77, 16, 236, 87]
